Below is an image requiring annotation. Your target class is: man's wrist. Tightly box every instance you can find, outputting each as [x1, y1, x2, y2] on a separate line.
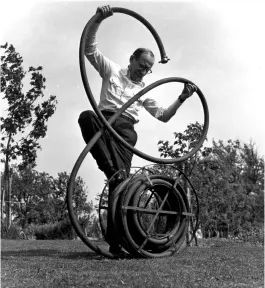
[179, 95, 186, 103]
[95, 18, 102, 24]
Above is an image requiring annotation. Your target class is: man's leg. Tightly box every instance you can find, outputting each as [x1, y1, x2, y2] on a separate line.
[78, 110, 116, 179]
[106, 116, 138, 254]
[78, 111, 138, 255]
[110, 117, 138, 176]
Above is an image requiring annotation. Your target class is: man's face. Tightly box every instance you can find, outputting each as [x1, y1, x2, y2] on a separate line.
[129, 52, 155, 82]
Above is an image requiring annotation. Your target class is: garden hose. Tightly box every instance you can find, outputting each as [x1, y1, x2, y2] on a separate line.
[67, 7, 208, 258]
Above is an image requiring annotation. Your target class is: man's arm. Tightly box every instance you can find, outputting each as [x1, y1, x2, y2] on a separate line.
[143, 83, 197, 122]
[84, 6, 114, 78]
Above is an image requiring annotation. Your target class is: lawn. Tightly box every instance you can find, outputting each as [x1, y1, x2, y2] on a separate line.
[1, 239, 264, 288]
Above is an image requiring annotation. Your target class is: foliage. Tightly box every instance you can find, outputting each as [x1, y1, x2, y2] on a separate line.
[0, 43, 57, 169]
[158, 121, 206, 174]
[9, 167, 94, 229]
[34, 218, 76, 240]
[87, 215, 103, 239]
[21, 223, 37, 240]
[157, 123, 264, 237]
[1, 222, 21, 239]
[229, 227, 264, 246]
[94, 180, 108, 239]
[50, 171, 94, 224]
[200, 139, 264, 234]
[10, 166, 55, 227]
[0, 43, 57, 224]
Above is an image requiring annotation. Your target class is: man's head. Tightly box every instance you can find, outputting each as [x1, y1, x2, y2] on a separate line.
[128, 48, 155, 82]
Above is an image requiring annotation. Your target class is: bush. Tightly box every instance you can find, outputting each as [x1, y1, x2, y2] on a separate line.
[1, 222, 21, 239]
[229, 226, 264, 245]
[35, 218, 76, 240]
[238, 227, 264, 245]
[22, 224, 37, 240]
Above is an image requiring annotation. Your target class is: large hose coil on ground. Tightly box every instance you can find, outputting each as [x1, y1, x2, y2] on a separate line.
[98, 166, 199, 258]
[67, 7, 209, 258]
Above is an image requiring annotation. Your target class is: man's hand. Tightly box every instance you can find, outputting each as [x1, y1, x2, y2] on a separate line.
[179, 83, 197, 103]
[95, 5, 113, 23]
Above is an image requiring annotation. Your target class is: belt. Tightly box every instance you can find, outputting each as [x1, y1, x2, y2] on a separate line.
[101, 110, 135, 125]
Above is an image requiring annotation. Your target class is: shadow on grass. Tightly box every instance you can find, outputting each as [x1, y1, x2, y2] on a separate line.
[1, 249, 105, 260]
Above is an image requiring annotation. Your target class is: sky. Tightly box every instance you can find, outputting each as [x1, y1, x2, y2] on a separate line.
[1, 0, 264, 203]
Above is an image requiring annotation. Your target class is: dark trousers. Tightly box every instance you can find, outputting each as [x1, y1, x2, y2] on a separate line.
[78, 110, 137, 178]
[78, 110, 137, 247]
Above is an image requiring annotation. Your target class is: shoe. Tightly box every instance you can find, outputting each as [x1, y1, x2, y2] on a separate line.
[109, 245, 128, 258]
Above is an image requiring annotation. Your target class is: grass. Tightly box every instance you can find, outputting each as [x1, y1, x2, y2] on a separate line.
[1, 238, 264, 288]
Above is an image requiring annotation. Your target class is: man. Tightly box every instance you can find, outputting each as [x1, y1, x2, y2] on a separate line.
[78, 5, 197, 256]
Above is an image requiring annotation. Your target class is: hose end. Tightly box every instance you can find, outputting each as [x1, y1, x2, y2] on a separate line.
[159, 56, 170, 64]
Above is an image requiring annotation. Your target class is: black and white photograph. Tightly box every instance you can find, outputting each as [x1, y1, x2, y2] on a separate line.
[1, 0, 264, 287]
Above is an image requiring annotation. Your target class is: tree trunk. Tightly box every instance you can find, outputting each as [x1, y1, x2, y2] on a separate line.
[4, 134, 12, 227]
[185, 184, 191, 246]
[4, 163, 12, 227]
[1, 175, 4, 221]
[184, 163, 191, 245]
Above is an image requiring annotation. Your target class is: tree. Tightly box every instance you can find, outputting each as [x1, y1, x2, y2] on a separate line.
[51, 172, 94, 238]
[0, 43, 57, 225]
[87, 215, 103, 239]
[11, 166, 54, 227]
[11, 168, 94, 230]
[206, 139, 264, 233]
[158, 122, 207, 175]
[53, 172, 94, 223]
[240, 141, 264, 195]
[157, 128, 264, 238]
[238, 141, 264, 229]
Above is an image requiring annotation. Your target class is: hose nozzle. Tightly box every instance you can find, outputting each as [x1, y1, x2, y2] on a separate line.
[159, 56, 170, 64]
